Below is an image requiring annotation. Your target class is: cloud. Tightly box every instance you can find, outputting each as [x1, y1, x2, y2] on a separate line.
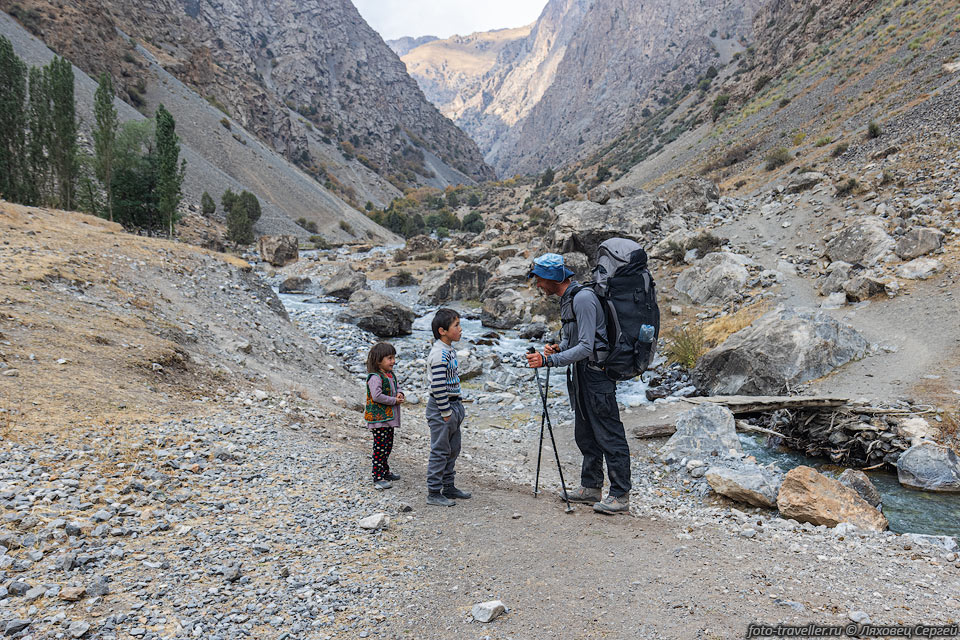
[353, 0, 548, 41]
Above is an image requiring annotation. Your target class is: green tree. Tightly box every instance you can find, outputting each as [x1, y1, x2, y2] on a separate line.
[76, 151, 102, 216]
[111, 119, 159, 230]
[155, 104, 185, 238]
[237, 189, 261, 225]
[0, 35, 28, 202]
[226, 203, 253, 244]
[462, 211, 484, 234]
[467, 192, 480, 207]
[201, 191, 216, 216]
[93, 72, 118, 221]
[25, 66, 51, 205]
[221, 188, 237, 214]
[446, 191, 459, 208]
[596, 164, 611, 182]
[48, 55, 77, 210]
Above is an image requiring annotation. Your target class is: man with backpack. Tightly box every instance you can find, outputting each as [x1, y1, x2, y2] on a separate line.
[524, 251, 634, 514]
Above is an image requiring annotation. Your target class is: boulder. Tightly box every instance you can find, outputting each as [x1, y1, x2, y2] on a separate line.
[777, 466, 888, 531]
[418, 265, 492, 304]
[896, 443, 960, 492]
[518, 322, 548, 339]
[358, 513, 389, 530]
[481, 289, 527, 329]
[459, 352, 483, 380]
[895, 257, 943, 280]
[842, 271, 890, 301]
[658, 404, 742, 464]
[562, 252, 591, 279]
[321, 265, 368, 300]
[553, 194, 667, 258]
[657, 176, 720, 214]
[824, 217, 894, 266]
[278, 276, 312, 294]
[894, 227, 944, 260]
[385, 271, 418, 288]
[705, 462, 783, 508]
[838, 469, 882, 509]
[693, 307, 868, 395]
[406, 234, 440, 254]
[257, 235, 299, 267]
[650, 229, 695, 261]
[587, 184, 611, 204]
[896, 416, 939, 446]
[785, 172, 825, 194]
[340, 290, 414, 337]
[457, 247, 495, 264]
[481, 257, 530, 299]
[472, 600, 506, 623]
[674, 252, 752, 305]
[819, 261, 853, 295]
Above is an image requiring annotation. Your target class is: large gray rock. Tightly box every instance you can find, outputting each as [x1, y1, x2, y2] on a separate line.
[418, 265, 492, 304]
[587, 184, 611, 204]
[339, 290, 414, 337]
[838, 469, 882, 509]
[894, 227, 944, 260]
[842, 271, 890, 302]
[705, 462, 783, 508]
[457, 247, 495, 263]
[657, 176, 720, 214]
[896, 443, 960, 492]
[785, 172, 825, 194]
[562, 252, 591, 279]
[825, 217, 894, 266]
[321, 265, 368, 300]
[693, 307, 868, 395]
[553, 193, 667, 258]
[480, 257, 529, 299]
[895, 257, 943, 280]
[650, 229, 695, 261]
[819, 261, 853, 295]
[481, 289, 527, 329]
[675, 252, 752, 305]
[257, 235, 299, 267]
[658, 404, 742, 464]
[278, 276, 313, 294]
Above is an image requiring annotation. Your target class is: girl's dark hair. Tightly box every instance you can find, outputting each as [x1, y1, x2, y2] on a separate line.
[366, 342, 397, 373]
[431, 308, 460, 340]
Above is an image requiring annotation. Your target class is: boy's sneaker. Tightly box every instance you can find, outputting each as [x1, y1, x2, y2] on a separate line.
[593, 493, 630, 515]
[385, 472, 401, 481]
[374, 480, 392, 490]
[441, 486, 471, 500]
[427, 492, 456, 506]
[562, 486, 602, 504]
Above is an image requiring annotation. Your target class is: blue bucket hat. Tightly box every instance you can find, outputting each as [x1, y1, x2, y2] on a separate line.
[528, 253, 575, 282]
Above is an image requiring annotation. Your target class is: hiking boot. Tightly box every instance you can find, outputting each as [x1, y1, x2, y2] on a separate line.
[442, 486, 471, 499]
[385, 472, 401, 481]
[593, 493, 630, 515]
[562, 486, 602, 504]
[374, 479, 392, 490]
[427, 492, 456, 507]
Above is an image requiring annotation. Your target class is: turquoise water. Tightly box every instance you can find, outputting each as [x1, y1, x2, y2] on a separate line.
[740, 433, 960, 537]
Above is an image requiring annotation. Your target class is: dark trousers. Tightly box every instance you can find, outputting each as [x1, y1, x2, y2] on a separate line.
[567, 362, 632, 497]
[372, 426, 395, 480]
[425, 398, 464, 493]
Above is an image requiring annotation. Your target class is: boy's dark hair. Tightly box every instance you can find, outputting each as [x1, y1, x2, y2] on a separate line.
[366, 342, 397, 373]
[431, 308, 460, 340]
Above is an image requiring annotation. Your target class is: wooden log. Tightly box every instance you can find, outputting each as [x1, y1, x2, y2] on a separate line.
[632, 423, 677, 439]
[682, 394, 848, 414]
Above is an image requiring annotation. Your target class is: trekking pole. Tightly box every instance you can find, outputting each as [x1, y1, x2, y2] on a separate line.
[528, 348, 547, 497]
[528, 347, 574, 513]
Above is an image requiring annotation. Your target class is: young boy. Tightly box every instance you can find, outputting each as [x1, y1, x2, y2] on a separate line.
[425, 308, 471, 506]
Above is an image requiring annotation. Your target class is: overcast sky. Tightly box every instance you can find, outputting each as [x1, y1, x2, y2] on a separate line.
[353, 0, 548, 41]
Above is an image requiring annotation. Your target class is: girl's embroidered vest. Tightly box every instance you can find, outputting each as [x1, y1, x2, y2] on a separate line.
[364, 372, 395, 423]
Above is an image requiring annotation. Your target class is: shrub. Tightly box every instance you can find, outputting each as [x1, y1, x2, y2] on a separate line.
[778, 97, 791, 108]
[880, 169, 895, 185]
[831, 142, 849, 157]
[792, 132, 806, 146]
[309, 235, 330, 249]
[689, 231, 723, 255]
[462, 211, 485, 234]
[867, 120, 882, 139]
[665, 325, 706, 369]
[201, 191, 216, 217]
[813, 135, 833, 147]
[665, 240, 687, 264]
[753, 75, 771, 93]
[220, 118, 230, 130]
[339, 220, 355, 235]
[711, 94, 730, 121]
[562, 182, 578, 199]
[765, 147, 792, 170]
[835, 178, 858, 197]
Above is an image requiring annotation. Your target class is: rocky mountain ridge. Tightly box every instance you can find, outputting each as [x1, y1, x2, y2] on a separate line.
[0, 0, 494, 191]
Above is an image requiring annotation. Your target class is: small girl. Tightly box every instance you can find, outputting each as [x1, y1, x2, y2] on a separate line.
[364, 342, 405, 489]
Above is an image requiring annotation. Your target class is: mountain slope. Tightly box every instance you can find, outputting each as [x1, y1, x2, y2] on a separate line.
[0, 0, 494, 192]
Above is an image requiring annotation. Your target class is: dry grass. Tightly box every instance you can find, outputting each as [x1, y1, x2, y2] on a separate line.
[701, 301, 771, 347]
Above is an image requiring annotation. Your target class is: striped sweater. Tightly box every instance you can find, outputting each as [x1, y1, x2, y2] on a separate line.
[426, 340, 460, 418]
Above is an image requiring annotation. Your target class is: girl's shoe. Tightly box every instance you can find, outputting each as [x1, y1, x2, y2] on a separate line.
[374, 479, 392, 490]
[385, 472, 401, 481]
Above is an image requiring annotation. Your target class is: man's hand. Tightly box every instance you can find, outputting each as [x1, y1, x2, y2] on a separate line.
[442, 414, 451, 422]
[396, 392, 405, 403]
[525, 351, 546, 368]
[544, 343, 560, 355]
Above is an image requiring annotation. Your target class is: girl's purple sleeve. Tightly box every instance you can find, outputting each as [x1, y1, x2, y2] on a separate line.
[368, 376, 397, 405]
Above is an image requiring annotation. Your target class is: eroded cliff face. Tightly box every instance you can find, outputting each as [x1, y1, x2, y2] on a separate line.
[1, 0, 494, 185]
[401, 0, 761, 175]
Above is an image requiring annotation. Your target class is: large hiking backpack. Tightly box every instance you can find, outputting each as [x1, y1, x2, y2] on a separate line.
[573, 238, 660, 381]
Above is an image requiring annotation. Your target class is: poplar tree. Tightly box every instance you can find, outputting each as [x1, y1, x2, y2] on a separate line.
[26, 66, 52, 205]
[93, 72, 118, 221]
[48, 56, 77, 210]
[155, 104, 185, 237]
[0, 35, 27, 202]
